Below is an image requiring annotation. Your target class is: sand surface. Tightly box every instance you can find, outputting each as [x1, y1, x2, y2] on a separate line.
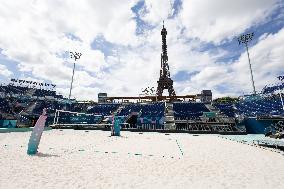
[1, 130, 284, 189]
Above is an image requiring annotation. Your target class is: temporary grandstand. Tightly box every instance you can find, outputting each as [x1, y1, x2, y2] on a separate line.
[0, 80, 69, 127]
[2, 76, 284, 135]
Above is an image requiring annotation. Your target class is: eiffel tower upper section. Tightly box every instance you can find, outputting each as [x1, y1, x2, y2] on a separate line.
[156, 21, 176, 97]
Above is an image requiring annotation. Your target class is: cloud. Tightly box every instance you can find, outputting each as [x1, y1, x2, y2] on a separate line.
[0, 64, 12, 77]
[180, 0, 278, 44]
[139, 0, 175, 25]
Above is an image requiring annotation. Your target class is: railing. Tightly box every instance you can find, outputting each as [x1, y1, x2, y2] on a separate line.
[50, 123, 112, 129]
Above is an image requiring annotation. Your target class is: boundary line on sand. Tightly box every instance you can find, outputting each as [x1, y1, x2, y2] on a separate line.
[175, 139, 184, 156]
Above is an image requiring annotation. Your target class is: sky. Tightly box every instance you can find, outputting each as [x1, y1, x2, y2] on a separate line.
[0, 0, 283, 100]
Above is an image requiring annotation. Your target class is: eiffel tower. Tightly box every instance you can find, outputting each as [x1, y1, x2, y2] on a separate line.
[156, 21, 176, 98]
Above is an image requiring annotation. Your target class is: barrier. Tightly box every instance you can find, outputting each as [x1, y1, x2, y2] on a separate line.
[0, 120, 17, 128]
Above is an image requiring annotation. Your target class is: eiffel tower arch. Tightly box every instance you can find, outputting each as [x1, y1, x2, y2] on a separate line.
[156, 21, 176, 98]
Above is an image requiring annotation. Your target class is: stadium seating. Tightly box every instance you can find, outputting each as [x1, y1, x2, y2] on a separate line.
[140, 102, 164, 117]
[87, 103, 120, 116]
[137, 102, 165, 129]
[34, 89, 56, 97]
[117, 102, 165, 129]
[173, 102, 209, 120]
[0, 98, 13, 114]
[1, 78, 283, 133]
[117, 103, 141, 116]
[213, 103, 235, 117]
[235, 95, 284, 116]
[262, 83, 284, 94]
[1, 85, 59, 99]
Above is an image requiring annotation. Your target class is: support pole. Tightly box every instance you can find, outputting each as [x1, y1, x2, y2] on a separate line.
[238, 32, 256, 95]
[53, 109, 57, 125]
[280, 92, 284, 111]
[245, 43, 256, 95]
[68, 51, 82, 101]
[69, 62, 76, 100]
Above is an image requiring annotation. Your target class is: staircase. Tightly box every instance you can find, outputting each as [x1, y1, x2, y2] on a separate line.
[24, 101, 37, 114]
[205, 103, 219, 112]
[114, 104, 125, 115]
[164, 102, 175, 130]
[100, 104, 125, 127]
[26, 88, 36, 97]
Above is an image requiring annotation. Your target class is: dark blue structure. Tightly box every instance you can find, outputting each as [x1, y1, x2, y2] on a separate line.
[173, 102, 209, 120]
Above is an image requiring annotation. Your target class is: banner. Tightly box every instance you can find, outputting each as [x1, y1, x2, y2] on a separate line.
[0, 120, 17, 128]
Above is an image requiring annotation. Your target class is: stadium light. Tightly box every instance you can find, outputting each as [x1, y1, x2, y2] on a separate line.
[238, 32, 256, 95]
[69, 51, 82, 100]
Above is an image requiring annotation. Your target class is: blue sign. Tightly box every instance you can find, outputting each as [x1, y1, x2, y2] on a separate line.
[0, 120, 17, 128]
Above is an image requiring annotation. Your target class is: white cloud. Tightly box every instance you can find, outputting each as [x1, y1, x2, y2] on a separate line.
[139, 0, 175, 25]
[180, 0, 278, 44]
[57, 86, 100, 100]
[0, 64, 12, 77]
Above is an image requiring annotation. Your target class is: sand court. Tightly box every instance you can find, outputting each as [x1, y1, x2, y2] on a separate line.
[1, 130, 284, 189]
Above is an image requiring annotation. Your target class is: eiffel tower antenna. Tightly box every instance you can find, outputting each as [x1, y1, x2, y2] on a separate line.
[156, 21, 176, 99]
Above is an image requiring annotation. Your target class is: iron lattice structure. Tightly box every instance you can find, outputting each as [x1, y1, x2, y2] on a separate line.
[156, 22, 176, 97]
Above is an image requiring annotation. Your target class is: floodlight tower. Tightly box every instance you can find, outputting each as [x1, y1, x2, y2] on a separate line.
[238, 32, 256, 95]
[69, 51, 82, 100]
